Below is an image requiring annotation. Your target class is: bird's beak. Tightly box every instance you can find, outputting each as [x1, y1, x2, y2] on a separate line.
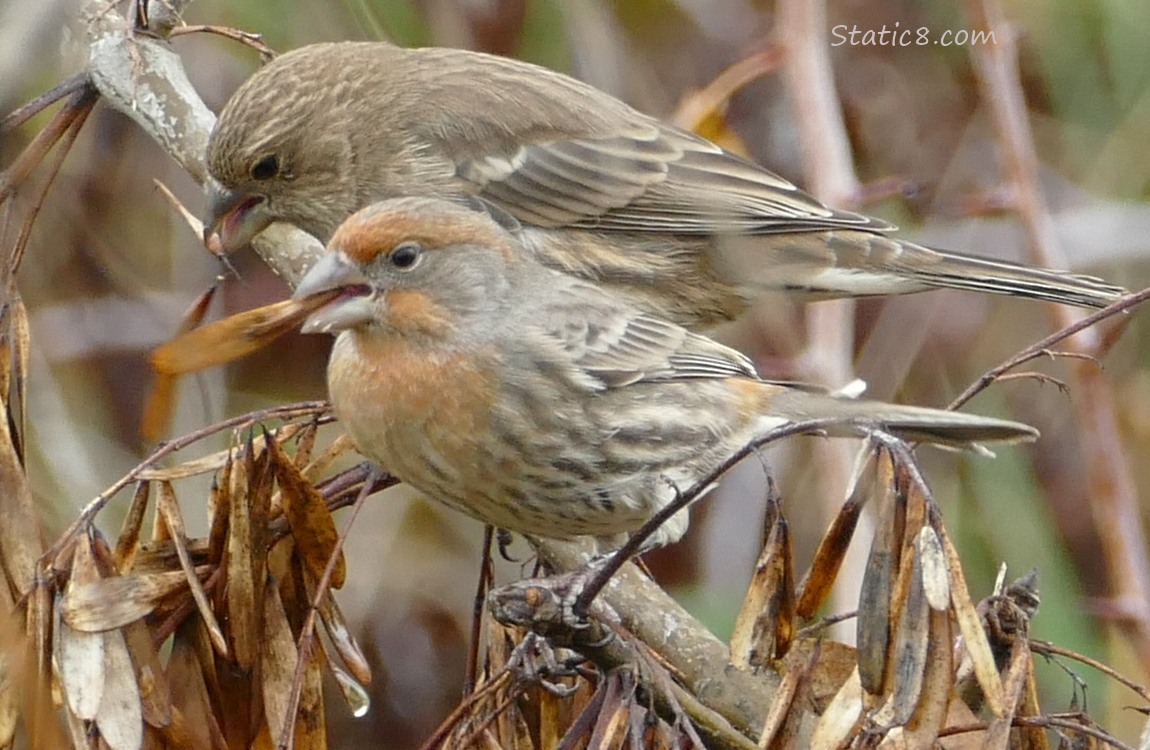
[203, 178, 273, 253]
[293, 252, 376, 334]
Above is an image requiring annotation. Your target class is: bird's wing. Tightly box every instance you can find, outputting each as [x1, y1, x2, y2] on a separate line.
[397, 45, 888, 237]
[453, 116, 889, 236]
[532, 282, 759, 388]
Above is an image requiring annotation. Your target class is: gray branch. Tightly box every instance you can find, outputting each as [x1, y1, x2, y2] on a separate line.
[83, 0, 323, 285]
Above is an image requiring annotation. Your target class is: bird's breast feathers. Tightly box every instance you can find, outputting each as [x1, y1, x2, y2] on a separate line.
[327, 332, 500, 459]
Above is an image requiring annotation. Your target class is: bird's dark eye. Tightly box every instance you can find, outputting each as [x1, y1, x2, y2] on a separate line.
[388, 242, 422, 270]
[250, 154, 279, 181]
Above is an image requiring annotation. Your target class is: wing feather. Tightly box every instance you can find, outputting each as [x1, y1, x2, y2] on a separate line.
[457, 126, 890, 235]
[407, 46, 886, 237]
[534, 282, 758, 389]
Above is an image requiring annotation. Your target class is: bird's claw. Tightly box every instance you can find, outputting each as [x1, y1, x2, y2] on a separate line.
[487, 557, 625, 650]
[506, 632, 586, 697]
[488, 568, 597, 635]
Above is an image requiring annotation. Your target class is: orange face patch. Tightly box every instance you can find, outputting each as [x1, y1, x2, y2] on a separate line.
[330, 201, 514, 265]
[383, 288, 455, 338]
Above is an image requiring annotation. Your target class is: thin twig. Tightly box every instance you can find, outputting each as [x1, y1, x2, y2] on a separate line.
[416, 670, 514, 750]
[671, 48, 784, 131]
[1, 73, 93, 132]
[464, 526, 496, 697]
[167, 24, 277, 58]
[991, 371, 1068, 392]
[1029, 638, 1150, 704]
[8, 90, 98, 274]
[950, 287, 1150, 411]
[794, 610, 858, 639]
[0, 84, 100, 208]
[939, 716, 1134, 750]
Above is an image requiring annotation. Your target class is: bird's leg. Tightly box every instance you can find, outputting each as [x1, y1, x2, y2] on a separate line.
[569, 477, 687, 617]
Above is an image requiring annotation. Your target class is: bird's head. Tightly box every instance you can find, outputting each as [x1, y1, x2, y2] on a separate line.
[203, 43, 401, 252]
[292, 197, 518, 342]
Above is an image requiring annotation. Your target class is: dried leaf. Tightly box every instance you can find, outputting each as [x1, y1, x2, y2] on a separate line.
[223, 558, 259, 671]
[899, 606, 952, 747]
[96, 629, 144, 750]
[938, 522, 1005, 717]
[294, 633, 327, 750]
[261, 577, 298, 748]
[69, 529, 103, 586]
[795, 449, 873, 619]
[225, 439, 262, 668]
[873, 553, 929, 729]
[0, 387, 42, 598]
[62, 570, 196, 633]
[120, 619, 173, 729]
[156, 481, 227, 656]
[141, 287, 215, 441]
[0, 598, 20, 747]
[137, 453, 230, 482]
[298, 433, 355, 482]
[62, 703, 93, 750]
[270, 437, 346, 589]
[294, 420, 320, 469]
[757, 645, 812, 748]
[916, 527, 949, 612]
[984, 639, 1031, 748]
[24, 578, 52, 720]
[2, 294, 30, 450]
[783, 638, 857, 715]
[150, 293, 339, 377]
[857, 449, 900, 695]
[671, 49, 780, 151]
[207, 464, 230, 567]
[113, 483, 151, 572]
[317, 592, 371, 686]
[267, 538, 298, 625]
[809, 667, 863, 750]
[138, 423, 307, 482]
[213, 648, 256, 748]
[146, 290, 335, 446]
[1015, 644, 1049, 750]
[539, 664, 565, 749]
[56, 618, 105, 720]
[140, 373, 179, 444]
[730, 510, 793, 669]
[0, 303, 14, 413]
[164, 627, 221, 750]
[588, 672, 632, 749]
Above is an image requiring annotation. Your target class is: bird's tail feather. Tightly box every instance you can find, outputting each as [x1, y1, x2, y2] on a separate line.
[740, 231, 1127, 309]
[759, 387, 1039, 450]
[902, 242, 1126, 309]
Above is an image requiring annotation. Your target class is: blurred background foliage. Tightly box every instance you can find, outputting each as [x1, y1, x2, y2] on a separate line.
[2, 0, 1149, 746]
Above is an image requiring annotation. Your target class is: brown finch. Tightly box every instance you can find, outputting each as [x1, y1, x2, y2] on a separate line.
[206, 42, 1125, 329]
[292, 198, 1037, 548]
